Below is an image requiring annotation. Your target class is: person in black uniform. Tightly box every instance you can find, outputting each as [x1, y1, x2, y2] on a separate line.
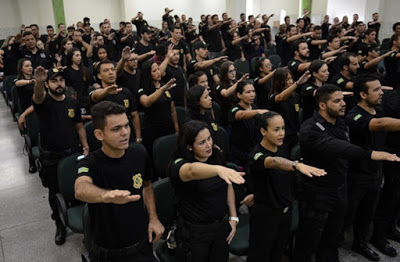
[294, 84, 400, 262]
[345, 74, 400, 261]
[71, 30, 90, 67]
[116, 51, 141, 100]
[359, 46, 394, 76]
[247, 111, 326, 262]
[75, 101, 164, 262]
[32, 66, 89, 245]
[300, 60, 329, 122]
[138, 60, 179, 157]
[383, 33, 400, 88]
[268, 68, 310, 153]
[253, 58, 274, 109]
[91, 59, 142, 143]
[288, 40, 311, 81]
[372, 80, 400, 258]
[169, 120, 245, 262]
[229, 81, 267, 168]
[166, 26, 192, 69]
[133, 27, 156, 69]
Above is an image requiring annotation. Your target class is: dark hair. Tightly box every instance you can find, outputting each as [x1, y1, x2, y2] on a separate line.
[170, 120, 223, 164]
[271, 68, 293, 95]
[296, 18, 304, 24]
[314, 25, 322, 31]
[219, 60, 236, 86]
[390, 33, 400, 46]
[309, 60, 327, 83]
[66, 47, 93, 84]
[211, 14, 218, 20]
[92, 101, 127, 130]
[59, 37, 71, 55]
[188, 71, 207, 88]
[172, 26, 181, 32]
[17, 58, 32, 80]
[353, 74, 380, 101]
[330, 26, 343, 37]
[256, 57, 268, 76]
[22, 32, 34, 38]
[83, 17, 90, 23]
[140, 60, 158, 92]
[287, 24, 296, 33]
[66, 47, 81, 67]
[30, 24, 38, 29]
[364, 28, 376, 36]
[65, 86, 77, 97]
[315, 84, 341, 106]
[293, 39, 307, 52]
[97, 59, 115, 72]
[235, 80, 252, 96]
[155, 44, 167, 57]
[339, 52, 357, 69]
[392, 22, 400, 32]
[372, 12, 378, 16]
[327, 35, 339, 43]
[260, 111, 282, 129]
[96, 45, 109, 60]
[46, 25, 54, 30]
[187, 85, 207, 113]
[355, 21, 364, 27]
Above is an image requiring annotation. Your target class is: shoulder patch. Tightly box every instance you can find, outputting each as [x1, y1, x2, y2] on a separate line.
[78, 167, 89, 174]
[174, 158, 184, 165]
[306, 86, 313, 91]
[253, 152, 264, 161]
[231, 106, 239, 113]
[215, 85, 221, 90]
[291, 61, 296, 66]
[316, 122, 325, 131]
[138, 88, 143, 93]
[337, 78, 344, 84]
[353, 114, 362, 121]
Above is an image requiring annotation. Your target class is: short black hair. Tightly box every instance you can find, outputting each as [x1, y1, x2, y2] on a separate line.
[392, 22, 400, 32]
[353, 74, 380, 101]
[22, 32, 34, 38]
[327, 35, 339, 43]
[287, 24, 296, 33]
[293, 39, 307, 51]
[260, 111, 282, 130]
[339, 52, 357, 69]
[30, 24, 39, 29]
[315, 84, 342, 106]
[314, 25, 322, 31]
[365, 28, 376, 36]
[97, 59, 115, 72]
[235, 80, 252, 96]
[390, 33, 400, 46]
[46, 25, 54, 30]
[92, 101, 126, 130]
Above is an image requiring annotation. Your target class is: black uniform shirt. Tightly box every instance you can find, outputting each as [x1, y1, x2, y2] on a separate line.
[383, 88, 400, 151]
[253, 76, 272, 109]
[117, 69, 141, 105]
[248, 144, 295, 209]
[207, 27, 223, 52]
[166, 40, 190, 68]
[94, 86, 137, 114]
[187, 58, 219, 88]
[300, 82, 318, 122]
[346, 106, 386, 185]
[288, 59, 306, 81]
[299, 113, 372, 188]
[133, 42, 155, 69]
[64, 67, 93, 100]
[268, 94, 300, 136]
[33, 94, 82, 151]
[384, 51, 400, 87]
[15, 79, 34, 112]
[162, 64, 186, 107]
[77, 147, 151, 249]
[170, 157, 228, 224]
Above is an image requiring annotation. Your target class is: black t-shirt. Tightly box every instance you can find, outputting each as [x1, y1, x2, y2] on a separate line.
[268, 94, 300, 136]
[15, 79, 34, 112]
[300, 82, 318, 122]
[187, 58, 219, 88]
[215, 83, 236, 127]
[72, 42, 89, 67]
[133, 42, 156, 69]
[346, 106, 386, 185]
[77, 147, 151, 249]
[33, 95, 82, 151]
[104, 34, 120, 61]
[170, 157, 228, 223]
[248, 144, 295, 209]
[229, 104, 262, 155]
[132, 19, 149, 34]
[330, 73, 357, 112]
[288, 59, 306, 81]
[21, 49, 53, 70]
[384, 51, 400, 87]
[138, 83, 173, 129]
[320, 48, 343, 81]
[207, 26, 223, 52]
[253, 76, 272, 109]
[119, 34, 139, 49]
[117, 69, 141, 102]
[279, 36, 294, 66]
[166, 40, 190, 68]
[359, 59, 379, 75]
[184, 110, 218, 140]
[227, 40, 243, 62]
[162, 64, 186, 107]
[64, 67, 93, 100]
[93, 86, 137, 114]
[306, 37, 324, 60]
[383, 88, 400, 151]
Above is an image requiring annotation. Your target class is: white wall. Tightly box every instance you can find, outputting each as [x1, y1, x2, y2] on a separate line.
[260, 0, 299, 27]
[327, 0, 367, 23]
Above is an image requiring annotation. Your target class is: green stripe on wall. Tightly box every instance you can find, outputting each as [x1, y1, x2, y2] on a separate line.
[52, 0, 66, 30]
[301, 0, 312, 16]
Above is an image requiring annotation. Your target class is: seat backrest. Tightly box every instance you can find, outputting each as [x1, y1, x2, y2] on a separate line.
[11, 85, 21, 115]
[26, 112, 39, 147]
[152, 177, 176, 230]
[57, 153, 82, 205]
[175, 106, 187, 127]
[268, 54, 282, 69]
[290, 144, 302, 161]
[152, 134, 178, 179]
[250, 56, 261, 77]
[212, 101, 221, 125]
[84, 121, 102, 152]
[4, 75, 17, 99]
[215, 125, 230, 157]
[233, 59, 250, 75]
[82, 204, 93, 251]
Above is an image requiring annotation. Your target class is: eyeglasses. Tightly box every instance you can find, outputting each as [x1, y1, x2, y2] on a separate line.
[228, 68, 237, 74]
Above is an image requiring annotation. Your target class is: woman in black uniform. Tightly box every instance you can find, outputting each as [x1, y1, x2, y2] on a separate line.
[169, 120, 245, 262]
[300, 60, 329, 122]
[229, 80, 267, 168]
[253, 57, 275, 109]
[139, 59, 179, 156]
[55, 38, 73, 67]
[268, 68, 310, 153]
[247, 111, 326, 262]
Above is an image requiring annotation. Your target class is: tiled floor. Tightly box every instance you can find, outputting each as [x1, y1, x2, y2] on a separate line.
[0, 96, 399, 262]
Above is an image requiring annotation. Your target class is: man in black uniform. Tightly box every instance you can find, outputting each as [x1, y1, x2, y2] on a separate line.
[120, 22, 139, 49]
[383, 33, 400, 88]
[116, 51, 141, 99]
[278, 25, 312, 67]
[75, 101, 164, 261]
[166, 26, 191, 69]
[288, 40, 311, 81]
[133, 27, 156, 69]
[71, 29, 90, 66]
[359, 46, 393, 75]
[207, 15, 228, 59]
[33, 66, 89, 245]
[91, 59, 142, 143]
[368, 13, 382, 41]
[345, 74, 400, 261]
[131, 12, 150, 35]
[30, 24, 48, 44]
[187, 41, 226, 88]
[294, 84, 400, 262]
[162, 47, 186, 107]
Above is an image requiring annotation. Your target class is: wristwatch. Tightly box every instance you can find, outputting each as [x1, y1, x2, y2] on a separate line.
[292, 160, 299, 171]
[229, 216, 239, 224]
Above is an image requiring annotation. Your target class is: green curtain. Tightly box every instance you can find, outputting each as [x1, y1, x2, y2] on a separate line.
[52, 0, 66, 29]
[301, 0, 312, 16]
